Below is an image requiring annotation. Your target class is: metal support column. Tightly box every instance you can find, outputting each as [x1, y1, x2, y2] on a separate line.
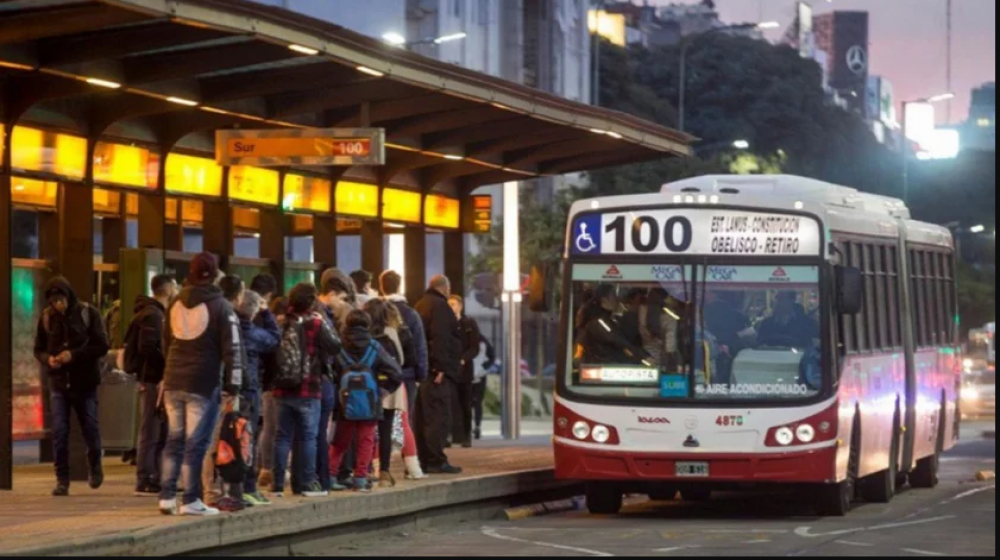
[137, 193, 165, 250]
[0, 123, 13, 490]
[360, 221, 385, 278]
[259, 208, 287, 295]
[443, 231, 465, 296]
[101, 200, 126, 265]
[500, 181, 521, 440]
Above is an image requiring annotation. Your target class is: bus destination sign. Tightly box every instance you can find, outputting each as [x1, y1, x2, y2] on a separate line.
[216, 128, 385, 167]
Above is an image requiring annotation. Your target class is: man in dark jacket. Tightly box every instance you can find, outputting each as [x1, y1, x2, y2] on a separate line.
[379, 270, 429, 420]
[448, 295, 481, 448]
[158, 253, 244, 517]
[413, 275, 463, 475]
[124, 274, 177, 496]
[33, 276, 110, 497]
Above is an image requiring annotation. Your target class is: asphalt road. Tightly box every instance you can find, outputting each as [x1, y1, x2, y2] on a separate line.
[339, 420, 996, 557]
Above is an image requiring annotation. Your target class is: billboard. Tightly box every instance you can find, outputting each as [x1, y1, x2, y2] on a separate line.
[867, 76, 898, 127]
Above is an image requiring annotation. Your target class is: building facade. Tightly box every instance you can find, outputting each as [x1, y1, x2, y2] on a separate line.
[963, 82, 996, 152]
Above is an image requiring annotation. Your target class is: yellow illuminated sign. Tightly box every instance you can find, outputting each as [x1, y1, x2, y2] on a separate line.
[165, 153, 223, 197]
[382, 188, 422, 223]
[290, 214, 314, 235]
[10, 176, 58, 208]
[229, 165, 280, 206]
[424, 194, 460, 229]
[166, 198, 205, 225]
[93, 142, 159, 189]
[233, 207, 261, 231]
[284, 174, 332, 214]
[93, 189, 123, 215]
[11, 126, 87, 180]
[588, 10, 627, 47]
[336, 181, 379, 218]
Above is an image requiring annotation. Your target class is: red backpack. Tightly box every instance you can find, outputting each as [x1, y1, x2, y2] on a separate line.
[216, 410, 252, 484]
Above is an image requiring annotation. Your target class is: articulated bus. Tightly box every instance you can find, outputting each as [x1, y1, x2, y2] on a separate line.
[554, 175, 960, 517]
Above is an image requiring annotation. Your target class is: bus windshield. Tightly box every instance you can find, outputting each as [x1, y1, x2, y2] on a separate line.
[566, 263, 823, 403]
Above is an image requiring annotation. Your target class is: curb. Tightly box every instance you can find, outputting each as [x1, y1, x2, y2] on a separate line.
[504, 497, 583, 521]
[5, 469, 573, 557]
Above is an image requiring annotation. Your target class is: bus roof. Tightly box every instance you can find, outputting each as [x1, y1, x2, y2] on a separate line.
[570, 175, 953, 251]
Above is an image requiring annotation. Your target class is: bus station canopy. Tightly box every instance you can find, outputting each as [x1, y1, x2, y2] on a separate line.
[0, 0, 691, 193]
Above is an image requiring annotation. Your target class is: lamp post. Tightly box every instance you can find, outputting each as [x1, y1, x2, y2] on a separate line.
[901, 93, 955, 203]
[678, 21, 780, 133]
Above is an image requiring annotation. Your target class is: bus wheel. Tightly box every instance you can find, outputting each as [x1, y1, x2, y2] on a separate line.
[861, 420, 899, 503]
[680, 489, 712, 502]
[910, 408, 944, 489]
[816, 417, 860, 517]
[585, 482, 623, 515]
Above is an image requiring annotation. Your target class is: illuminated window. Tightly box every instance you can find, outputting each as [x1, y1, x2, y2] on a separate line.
[93, 142, 159, 189]
[284, 174, 332, 213]
[424, 194, 460, 229]
[93, 189, 123, 216]
[11, 176, 58, 208]
[229, 166, 280, 206]
[336, 181, 379, 218]
[11, 126, 87, 180]
[165, 153, 223, 197]
[382, 188, 422, 223]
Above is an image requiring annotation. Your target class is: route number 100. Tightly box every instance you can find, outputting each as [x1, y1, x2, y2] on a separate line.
[605, 215, 694, 253]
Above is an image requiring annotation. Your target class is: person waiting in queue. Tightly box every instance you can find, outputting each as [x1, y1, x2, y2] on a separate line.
[757, 291, 818, 349]
[575, 284, 648, 366]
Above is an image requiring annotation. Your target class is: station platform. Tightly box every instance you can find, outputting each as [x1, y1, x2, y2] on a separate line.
[0, 431, 556, 556]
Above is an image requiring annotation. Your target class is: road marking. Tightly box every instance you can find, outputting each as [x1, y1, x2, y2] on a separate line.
[837, 541, 874, 547]
[940, 485, 995, 505]
[481, 527, 614, 557]
[654, 546, 701, 553]
[901, 548, 946, 556]
[703, 529, 789, 535]
[794, 515, 956, 538]
[744, 539, 772, 544]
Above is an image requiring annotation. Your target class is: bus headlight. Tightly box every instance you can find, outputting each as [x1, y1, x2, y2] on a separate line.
[961, 387, 980, 402]
[592, 425, 611, 444]
[572, 421, 592, 441]
[796, 424, 816, 443]
[775, 427, 795, 446]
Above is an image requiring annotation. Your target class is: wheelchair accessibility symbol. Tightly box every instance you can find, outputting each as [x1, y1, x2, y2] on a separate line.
[572, 216, 601, 254]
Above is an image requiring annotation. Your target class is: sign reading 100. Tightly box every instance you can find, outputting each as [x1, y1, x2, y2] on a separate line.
[605, 215, 693, 253]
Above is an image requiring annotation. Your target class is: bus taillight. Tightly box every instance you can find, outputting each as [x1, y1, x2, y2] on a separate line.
[555, 402, 620, 446]
[764, 402, 839, 448]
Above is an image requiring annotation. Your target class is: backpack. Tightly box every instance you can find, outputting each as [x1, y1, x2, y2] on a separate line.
[216, 410, 252, 484]
[273, 319, 312, 390]
[339, 344, 381, 421]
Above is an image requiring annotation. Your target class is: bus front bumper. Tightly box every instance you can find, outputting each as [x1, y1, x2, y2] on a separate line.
[554, 438, 838, 484]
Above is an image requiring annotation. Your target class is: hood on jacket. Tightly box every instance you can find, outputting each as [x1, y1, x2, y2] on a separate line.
[44, 276, 79, 308]
[133, 294, 165, 315]
[341, 325, 374, 355]
[176, 284, 223, 309]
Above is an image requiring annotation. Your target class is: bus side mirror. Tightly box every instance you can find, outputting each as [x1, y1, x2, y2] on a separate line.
[836, 266, 864, 315]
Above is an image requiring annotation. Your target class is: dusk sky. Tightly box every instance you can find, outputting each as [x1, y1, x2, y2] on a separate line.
[656, 0, 996, 125]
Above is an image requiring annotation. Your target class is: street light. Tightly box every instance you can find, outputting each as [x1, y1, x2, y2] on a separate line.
[970, 225, 987, 234]
[678, 21, 780, 133]
[382, 31, 467, 49]
[901, 92, 955, 203]
[733, 139, 750, 150]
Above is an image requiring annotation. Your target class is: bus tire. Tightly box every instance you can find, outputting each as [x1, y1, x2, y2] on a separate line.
[816, 416, 860, 517]
[680, 489, 712, 502]
[910, 406, 945, 489]
[585, 483, 623, 515]
[861, 416, 899, 503]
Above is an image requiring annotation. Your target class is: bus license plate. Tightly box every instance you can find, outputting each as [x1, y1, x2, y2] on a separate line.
[676, 462, 710, 478]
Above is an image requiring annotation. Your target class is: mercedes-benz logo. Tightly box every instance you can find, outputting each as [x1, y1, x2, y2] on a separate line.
[684, 416, 699, 430]
[846, 45, 868, 75]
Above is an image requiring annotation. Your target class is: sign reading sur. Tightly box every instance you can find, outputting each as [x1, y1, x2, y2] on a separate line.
[216, 128, 385, 167]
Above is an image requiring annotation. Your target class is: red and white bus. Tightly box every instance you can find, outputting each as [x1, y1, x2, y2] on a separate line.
[554, 175, 960, 516]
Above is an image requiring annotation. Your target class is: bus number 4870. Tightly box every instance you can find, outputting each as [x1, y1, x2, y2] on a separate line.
[716, 415, 744, 427]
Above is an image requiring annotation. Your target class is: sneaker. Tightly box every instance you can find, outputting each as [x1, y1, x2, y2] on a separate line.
[217, 497, 245, 513]
[354, 478, 373, 493]
[271, 489, 285, 498]
[159, 499, 178, 516]
[330, 478, 351, 492]
[88, 465, 104, 490]
[302, 482, 329, 498]
[378, 472, 396, 489]
[134, 482, 162, 497]
[426, 464, 463, 475]
[257, 469, 274, 491]
[52, 484, 69, 497]
[180, 500, 221, 517]
[243, 491, 272, 506]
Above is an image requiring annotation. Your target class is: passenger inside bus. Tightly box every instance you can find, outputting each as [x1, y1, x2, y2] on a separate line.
[757, 291, 819, 349]
[574, 284, 649, 365]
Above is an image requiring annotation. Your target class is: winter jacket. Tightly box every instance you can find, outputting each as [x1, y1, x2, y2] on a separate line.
[457, 315, 482, 384]
[575, 304, 647, 366]
[163, 283, 244, 398]
[414, 289, 462, 382]
[273, 314, 342, 399]
[334, 325, 403, 419]
[123, 295, 167, 385]
[33, 277, 110, 392]
[386, 294, 429, 383]
[240, 309, 281, 393]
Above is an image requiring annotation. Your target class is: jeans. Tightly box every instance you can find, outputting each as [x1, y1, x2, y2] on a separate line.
[414, 378, 452, 469]
[241, 390, 262, 494]
[316, 379, 336, 490]
[378, 409, 398, 473]
[273, 397, 321, 492]
[330, 420, 377, 478]
[472, 380, 487, 434]
[51, 388, 102, 485]
[258, 392, 277, 471]
[160, 389, 220, 505]
[136, 383, 166, 486]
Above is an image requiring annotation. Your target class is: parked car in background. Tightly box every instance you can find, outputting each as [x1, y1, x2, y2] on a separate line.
[961, 368, 996, 418]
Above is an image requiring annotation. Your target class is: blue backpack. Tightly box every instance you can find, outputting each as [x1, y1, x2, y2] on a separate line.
[339, 344, 381, 421]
